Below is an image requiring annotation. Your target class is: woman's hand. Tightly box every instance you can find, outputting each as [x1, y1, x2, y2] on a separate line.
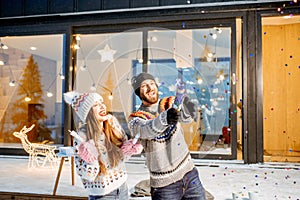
[78, 139, 99, 163]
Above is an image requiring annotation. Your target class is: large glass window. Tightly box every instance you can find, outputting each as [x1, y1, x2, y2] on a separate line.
[138, 28, 233, 157]
[74, 31, 143, 134]
[74, 24, 239, 158]
[0, 35, 65, 147]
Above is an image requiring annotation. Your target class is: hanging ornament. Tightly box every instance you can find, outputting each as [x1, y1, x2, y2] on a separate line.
[97, 44, 116, 62]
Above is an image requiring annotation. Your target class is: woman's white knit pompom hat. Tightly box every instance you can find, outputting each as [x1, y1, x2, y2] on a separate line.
[64, 91, 102, 122]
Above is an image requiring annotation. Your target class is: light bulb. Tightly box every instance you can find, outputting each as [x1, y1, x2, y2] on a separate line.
[219, 74, 225, 80]
[90, 84, 96, 91]
[25, 96, 31, 102]
[197, 78, 203, 84]
[80, 65, 87, 71]
[127, 78, 131, 85]
[212, 33, 217, 39]
[1, 44, 8, 49]
[47, 91, 53, 97]
[206, 57, 212, 62]
[212, 101, 218, 106]
[30, 46, 37, 51]
[74, 44, 80, 49]
[9, 80, 16, 87]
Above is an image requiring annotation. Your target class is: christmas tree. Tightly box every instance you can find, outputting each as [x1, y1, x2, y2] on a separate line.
[10, 55, 51, 142]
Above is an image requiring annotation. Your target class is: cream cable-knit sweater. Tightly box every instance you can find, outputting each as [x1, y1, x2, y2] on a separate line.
[74, 117, 127, 196]
[128, 98, 195, 188]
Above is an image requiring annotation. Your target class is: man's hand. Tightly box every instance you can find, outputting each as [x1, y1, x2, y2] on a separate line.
[182, 96, 198, 121]
[167, 108, 180, 125]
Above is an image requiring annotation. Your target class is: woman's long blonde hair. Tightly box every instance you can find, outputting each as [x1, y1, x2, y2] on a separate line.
[86, 108, 125, 175]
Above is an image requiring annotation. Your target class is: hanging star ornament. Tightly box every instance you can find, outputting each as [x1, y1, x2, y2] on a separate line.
[97, 44, 116, 62]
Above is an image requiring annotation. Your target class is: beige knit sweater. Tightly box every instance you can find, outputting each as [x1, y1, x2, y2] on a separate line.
[128, 97, 195, 188]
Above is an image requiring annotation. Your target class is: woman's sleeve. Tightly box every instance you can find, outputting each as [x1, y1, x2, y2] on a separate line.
[73, 129, 99, 182]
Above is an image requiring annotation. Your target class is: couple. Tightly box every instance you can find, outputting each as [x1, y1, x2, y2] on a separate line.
[64, 72, 207, 200]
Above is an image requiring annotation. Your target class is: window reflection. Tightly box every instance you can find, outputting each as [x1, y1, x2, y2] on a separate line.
[137, 28, 232, 156]
[74, 27, 235, 157]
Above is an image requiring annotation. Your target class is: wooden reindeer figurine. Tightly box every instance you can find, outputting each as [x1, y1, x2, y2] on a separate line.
[13, 124, 57, 168]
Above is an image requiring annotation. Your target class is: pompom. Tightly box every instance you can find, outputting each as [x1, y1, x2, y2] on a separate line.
[64, 91, 79, 105]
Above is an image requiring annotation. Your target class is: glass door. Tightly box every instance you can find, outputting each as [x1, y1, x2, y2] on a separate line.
[132, 25, 239, 159]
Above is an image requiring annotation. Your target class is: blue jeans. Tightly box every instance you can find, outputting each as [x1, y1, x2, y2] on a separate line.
[88, 183, 128, 200]
[151, 168, 206, 200]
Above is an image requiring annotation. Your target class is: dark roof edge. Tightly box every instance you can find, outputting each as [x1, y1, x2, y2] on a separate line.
[0, 0, 289, 20]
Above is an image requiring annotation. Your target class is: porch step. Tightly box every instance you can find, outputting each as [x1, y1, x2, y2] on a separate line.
[0, 192, 87, 200]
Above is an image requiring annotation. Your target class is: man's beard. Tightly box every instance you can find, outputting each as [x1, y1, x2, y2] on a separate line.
[140, 92, 158, 104]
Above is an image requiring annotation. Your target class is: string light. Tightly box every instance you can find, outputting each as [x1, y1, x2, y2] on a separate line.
[210, 33, 217, 39]
[25, 96, 31, 102]
[0, 38, 8, 50]
[30, 46, 37, 51]
[207, 52, 214, 58]
[46, 91, 53, 97]
[0, 39, 8, 65]
[90, 83, 96, 91]
[219, 74, 225, 80]
[204, 28, 222, 62]
[1, 39, 66, 103]
[9, 80, 16, 87]
[197, 78, 203, 84]
[74, 44, 80, 50]
[59, 73, 65, 80]
[216, 28, 222, 34]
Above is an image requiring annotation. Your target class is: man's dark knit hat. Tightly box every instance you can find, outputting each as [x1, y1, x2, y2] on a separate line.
[131, 72, 156, 97]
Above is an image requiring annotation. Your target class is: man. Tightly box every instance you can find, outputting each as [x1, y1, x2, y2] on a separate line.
[128, 72, 206, 200]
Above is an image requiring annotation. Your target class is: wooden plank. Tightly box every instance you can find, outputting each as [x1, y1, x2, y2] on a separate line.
[262, 23, 300, 156]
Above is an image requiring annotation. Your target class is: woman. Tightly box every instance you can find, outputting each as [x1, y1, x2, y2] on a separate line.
[64, 91, 128, 200]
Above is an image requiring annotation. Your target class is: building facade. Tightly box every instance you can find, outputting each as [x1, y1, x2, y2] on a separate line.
[0, 0, 299, 164]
